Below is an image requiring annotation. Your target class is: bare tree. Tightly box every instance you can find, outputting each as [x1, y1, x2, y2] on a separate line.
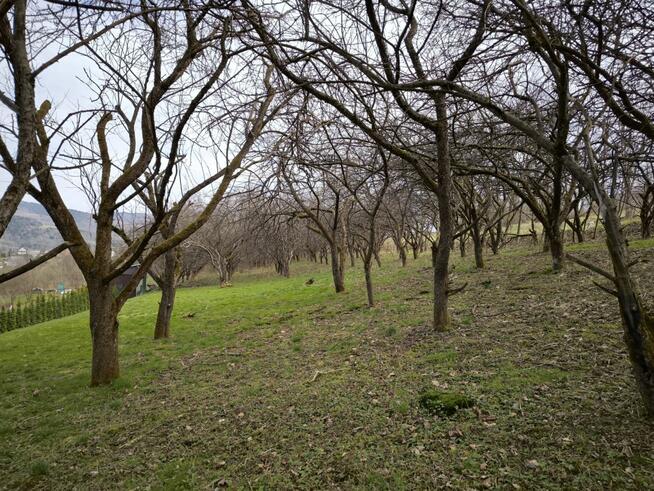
[341, 147, 390, 306]
[13, 4, 280, 384]
[0, 1, 138, 280]
[242, 0, 486, 329]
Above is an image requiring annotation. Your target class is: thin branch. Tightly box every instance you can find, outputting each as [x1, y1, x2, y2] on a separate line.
[565, 253, 616, 283]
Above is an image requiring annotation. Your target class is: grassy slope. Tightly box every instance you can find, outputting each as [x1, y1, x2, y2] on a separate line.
[1, 242, 654, 490]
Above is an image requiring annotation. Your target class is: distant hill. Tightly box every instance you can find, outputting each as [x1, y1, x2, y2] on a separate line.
[0, 202, 143, 253]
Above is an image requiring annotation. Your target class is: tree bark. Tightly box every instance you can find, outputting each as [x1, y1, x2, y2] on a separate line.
[276, 259, 290, 277]
[364, 260, 374, 307]
[154, 248, 178, 339]
[330, 244, 345, 293]
[546, 225, 564, 272]
[472, 232, 484, 269]
[490, 220, 502, 254]
[398, 244, 407, 267]
[559, 152, 654, 416]
[602, 199, 654, 416]
[154, 280, 176, 339]
[548, 154, 565, 271]
[641, 185, 653, 238]
[572, 204, 585, 243]
[432, 95, 453, 331]
[89, 281, 119, 386]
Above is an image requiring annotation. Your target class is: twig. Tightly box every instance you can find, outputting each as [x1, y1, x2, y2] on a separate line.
[592, 280, 619, 297]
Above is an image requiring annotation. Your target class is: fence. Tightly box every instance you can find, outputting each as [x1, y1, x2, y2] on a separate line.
[0, 289, 89, 333]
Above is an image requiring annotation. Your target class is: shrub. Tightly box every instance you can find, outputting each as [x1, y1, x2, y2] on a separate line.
[0, 288, 90, 334]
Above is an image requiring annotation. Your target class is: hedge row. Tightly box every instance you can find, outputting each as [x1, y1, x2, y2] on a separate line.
[0, 289, 89, 333]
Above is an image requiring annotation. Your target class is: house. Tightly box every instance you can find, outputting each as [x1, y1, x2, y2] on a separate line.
[16, 247, 27, 256]
[111, 264, 147, 298]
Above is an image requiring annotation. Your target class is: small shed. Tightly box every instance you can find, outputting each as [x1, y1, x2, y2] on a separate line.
[112, 264, 147, 298]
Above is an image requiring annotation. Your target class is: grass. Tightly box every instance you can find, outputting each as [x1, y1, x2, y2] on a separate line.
[1, 239, 654, 489]
[418, 389, 476, 416]
[567, 236, 654, 252]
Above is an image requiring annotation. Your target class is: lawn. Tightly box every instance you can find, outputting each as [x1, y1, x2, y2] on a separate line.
[1, 242, 654, 489]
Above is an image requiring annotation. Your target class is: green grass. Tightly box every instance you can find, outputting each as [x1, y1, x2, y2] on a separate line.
[1, 240, 654, 489]
[567, 236, 654, 252]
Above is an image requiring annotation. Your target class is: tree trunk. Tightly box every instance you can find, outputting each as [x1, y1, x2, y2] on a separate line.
[546, 226, 564, 272]
[364, 260, 374, 307]
[459, 237, 466, 258]
[530, 220, 538, 245]
[471, 215, 484, 268]
[398, 245, 407, 267]
[616, 285, 654, 417]
[643, 217, 652, 239]
[550, 234, 564, 272]
[603, 200, 654, 416]
[432, 241, 450, 330]
[561, 154, 654, 416]
[491, 220, 502, 254]
[330, 244, 345, 293]
[641, 186, 653, 238]
[89, 282, 119, 386]
[573, 205, 585, 243]
[154, 248, 178, 339]
[277, 258, 290, 277]
[154, 280, 176, 340]
[432, 95, 453, 331]
[549, 155, 564, 271]
[473, 232, 484, 269]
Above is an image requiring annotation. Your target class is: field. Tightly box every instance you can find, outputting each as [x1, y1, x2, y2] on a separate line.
[1, 239, 654, 489]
